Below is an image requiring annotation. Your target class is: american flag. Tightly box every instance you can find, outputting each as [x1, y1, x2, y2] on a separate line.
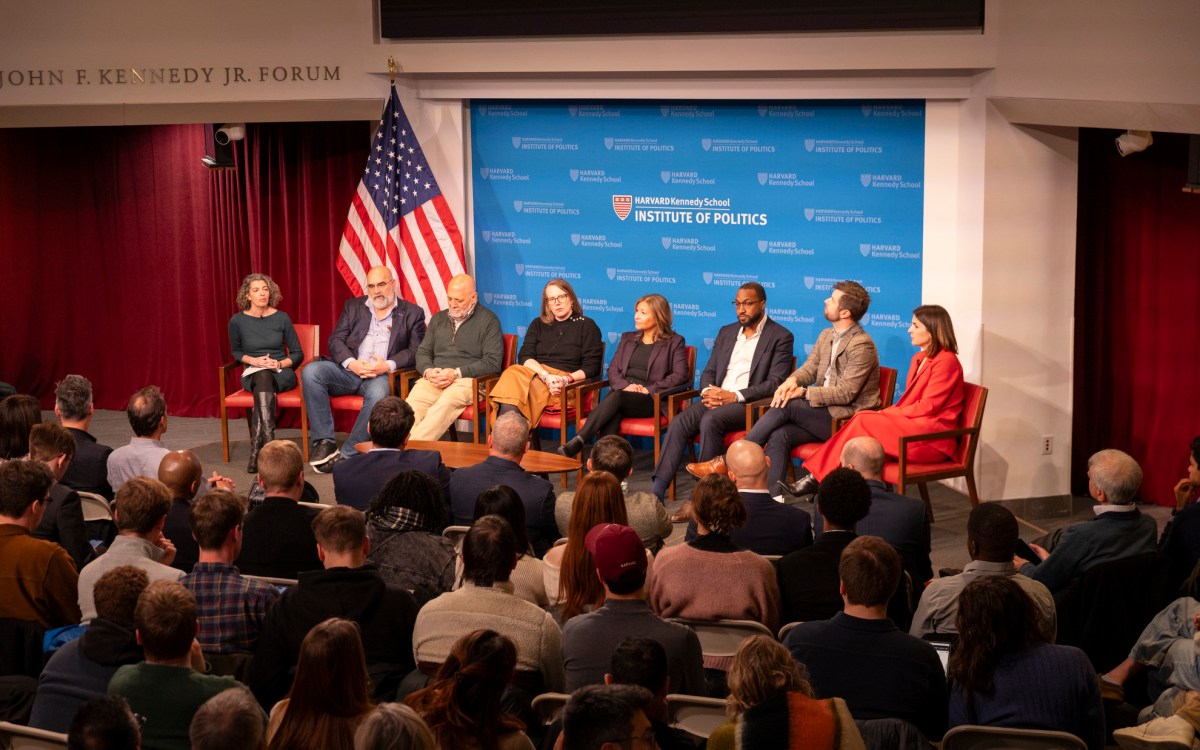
[336, 84, 466, 316]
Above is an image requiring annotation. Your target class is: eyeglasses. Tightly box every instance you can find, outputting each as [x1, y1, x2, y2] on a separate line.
[731, 299, 761, 308]
[547, 294, 571, 304]
[366, 280, 393, 291]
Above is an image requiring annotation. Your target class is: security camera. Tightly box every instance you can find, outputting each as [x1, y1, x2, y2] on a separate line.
[214, 124, 246, 146]
[1115, 130, 1153, 157]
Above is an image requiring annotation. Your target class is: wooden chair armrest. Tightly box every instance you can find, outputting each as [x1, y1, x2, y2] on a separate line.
[399, 368, 422, 396]
[897, 426, 978, 448]
[575, 379, 610, 398]
[744, 396, 773, 427]
[551, 377, 602, 411]
[666, 388, 701, 420]
[475, 372, 503, 398]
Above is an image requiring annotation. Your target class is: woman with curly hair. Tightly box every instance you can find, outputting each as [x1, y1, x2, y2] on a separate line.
[228, 272, 304, 472]
[405, 629, 533, 750]
[366, 470, 455, 606]
[708, 635, 865, 750]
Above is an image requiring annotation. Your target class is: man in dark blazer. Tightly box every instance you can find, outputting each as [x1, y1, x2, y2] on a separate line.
[447, 412, 557, 555]
[333, 396, 450, 510]
[650, 282, 794, 505]
[237, 440, 321, 579]
[29, 423, 96, 570]
[55, 374, 115, 500]
[303, 265, 427, 472]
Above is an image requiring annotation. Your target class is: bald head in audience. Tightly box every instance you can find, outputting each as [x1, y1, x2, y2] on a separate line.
[158, 451, 202, 501]
[840, 436, 886, 482]
[725, 440, 769, 491]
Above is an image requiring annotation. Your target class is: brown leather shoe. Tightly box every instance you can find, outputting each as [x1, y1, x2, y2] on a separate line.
[670, 500, 693, 523]
[685, 457, 728, 479]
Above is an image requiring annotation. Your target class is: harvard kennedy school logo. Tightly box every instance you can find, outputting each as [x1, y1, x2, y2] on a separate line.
[612, 195, 632, 220]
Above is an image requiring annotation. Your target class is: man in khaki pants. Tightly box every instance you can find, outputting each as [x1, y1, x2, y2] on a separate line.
[408, 274, 504, 441]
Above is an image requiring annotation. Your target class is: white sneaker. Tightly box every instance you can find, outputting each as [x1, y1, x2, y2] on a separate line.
[1114, 715, 1195, 750]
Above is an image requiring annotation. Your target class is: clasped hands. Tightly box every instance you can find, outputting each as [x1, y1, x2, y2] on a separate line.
[253, 355, 283, 372]
[424, 367, 459, 388]
[540, 372, 570, 396]
[701, 387, 737, 409]
[348, 356, 389, 379]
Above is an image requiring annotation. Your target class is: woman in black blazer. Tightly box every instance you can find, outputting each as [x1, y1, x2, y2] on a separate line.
[559, 293, 688, 457]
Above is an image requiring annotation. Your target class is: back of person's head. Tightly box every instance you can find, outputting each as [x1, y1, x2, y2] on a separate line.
[609, 637, 668, 696]
[472, 484, 531, 557]
[56, 374, 94, 422]
[135, 579, 197, 661]
[114, 477, 171, 534]
[840, 436, 885, 479]
[126, 386, 166, 437]
[257, 440, 303, 492]
[489, 412, 530, 458]
[839, 535, 901, 607]
[590, 435, 634, 479]
[816, 467, 872, 529]
[157, 450, 202, 499]
[68, 695, 140, 750]
[726, 635, 813, 717]
[462, 514, 517, 586]
[586, 524, 647, 595]
[190, 688, 265, 750]
[368, 397, 415, 449]
[313, 505, 367, 555]
[562, 471, 627, 621]
[28, 422, 76, 464]
[94, 565, 150, 625]
[724, 440, 769, 488]
[1088, 448, 1142, 504]
[691, 474, 747, 536]
[949, 576, 1045, 702]
[272, 618, 372, 750]
[0, 393, 42, 459]
[189, 490, 246, 551]
[354, 703, 436, 750]
[0, 459, 53, 519]
[368, 469, 448, 534]
[965, 503, 1019, 561]
[832, 280, 871, 321]
[561, 684, 652, 750]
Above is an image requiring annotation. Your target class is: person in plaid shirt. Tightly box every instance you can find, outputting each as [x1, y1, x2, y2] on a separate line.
[180, 490, 279, 654]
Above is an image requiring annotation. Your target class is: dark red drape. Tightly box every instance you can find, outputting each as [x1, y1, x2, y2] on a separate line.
[1073, 129, 1200, 505]
[0, 121, 373, 418]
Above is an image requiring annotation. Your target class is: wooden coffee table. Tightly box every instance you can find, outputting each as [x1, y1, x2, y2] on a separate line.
[354, 440, 581, 474]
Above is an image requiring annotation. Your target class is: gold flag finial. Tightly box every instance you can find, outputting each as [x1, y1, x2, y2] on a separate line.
[388, 57, 397, 84]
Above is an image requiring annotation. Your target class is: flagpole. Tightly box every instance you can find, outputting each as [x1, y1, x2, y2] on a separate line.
[388, 56, 396, 84]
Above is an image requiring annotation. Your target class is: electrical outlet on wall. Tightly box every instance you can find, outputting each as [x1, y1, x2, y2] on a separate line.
[1042, 436, 1053, 455]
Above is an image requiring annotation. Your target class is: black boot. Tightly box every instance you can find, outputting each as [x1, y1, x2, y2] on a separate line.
[247, 391, 277, 473]
[558, 436, 585, 458]
[245, 405, 260, 473]
[777, 472, 819, 499]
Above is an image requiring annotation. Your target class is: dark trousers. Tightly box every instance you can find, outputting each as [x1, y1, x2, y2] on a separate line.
[651, 400, 749, 496]
[577, 390, 655, 443]
[745, 399, 833, 486]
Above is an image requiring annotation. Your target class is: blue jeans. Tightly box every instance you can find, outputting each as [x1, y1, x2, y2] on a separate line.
[1129, 597, 1200, 719]
[301, 360, 392, 457]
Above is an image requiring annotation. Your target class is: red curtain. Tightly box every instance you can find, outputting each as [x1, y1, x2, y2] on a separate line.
[0, 121, 372, 417]
[1073, 129, 1200, 506]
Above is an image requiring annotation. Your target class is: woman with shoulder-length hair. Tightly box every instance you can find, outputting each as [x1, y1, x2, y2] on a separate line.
[559, 293, 689, 458]
[0, 394, 42, 462]
[787, 303, 964, 495]
[228, 272, 304, 472]
[470, 485, 547, 607]
[708, 635, 865, 750]
[488, 278, 603, 427]
[266, 618, 373, 750]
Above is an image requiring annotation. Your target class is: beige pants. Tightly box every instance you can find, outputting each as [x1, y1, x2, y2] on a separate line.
[408, 376, 477, 441]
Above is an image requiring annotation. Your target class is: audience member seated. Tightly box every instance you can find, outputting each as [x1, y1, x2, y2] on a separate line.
[833, 436, 932, 587]
[414, 516, 565, 693]
[1101, 596, 1200, 720]
[448, 412, 557, 555]
[777, 467, 873, 624]
[948, 576, 1103, 750]
[366, 470, 456, 606]
[561, 523, 704, 694]
[79, 476, 183, 622]
[108, 580, 253, 750]
[29, 422, 95, 570]
[1158, 435, 1200, 576]
[911, 503, 1056, 639]
[651, 474, 781, 664]
[159, 450, 204, 572]
[354, 703, 437, 750]
[266, 618, 374, 749]
[29, 565, 148, 732]
[237, 440, 321, 578]
[68, 695, 142, 750]
[333, 396, 450, 511]
[708, 635, 865, 750]
[684, 441, 813, 556]
[544, 471, 653, 621]
[560, 684, 655, 750]
[251, 506, 419, 707]
[1018, 449, 1158, 595]
[0, 393, 41, 463]
[608, 638, 701, 750]
[784, 536, 948, 741]
[556, 435, 672, 553]
[55, 373, 115, 499]
[1113, 690, 1200, 750]
[106, 386, 171, 493]
[471, 485, 548, 607]
[190, 688, 266, 750]
[406, 629, 535, 750]
[180, 490, 280, 655]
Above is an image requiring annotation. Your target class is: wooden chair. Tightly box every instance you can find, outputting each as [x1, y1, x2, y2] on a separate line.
[400, 333, 517, 444]
[219, 323, 318, 463]
[530, 343, 606, 487]
[0, 722, 68, 750]
[785, 365, 898, 469]
[940, 725, 1087, 750]
[329, 370, 413, 422]
[880, 381, 989, 522]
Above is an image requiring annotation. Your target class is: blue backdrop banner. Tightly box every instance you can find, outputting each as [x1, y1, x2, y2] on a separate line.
[470, 100, 925, 396]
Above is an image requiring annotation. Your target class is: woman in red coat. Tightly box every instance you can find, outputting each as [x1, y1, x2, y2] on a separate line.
[788, 304, 964, 495]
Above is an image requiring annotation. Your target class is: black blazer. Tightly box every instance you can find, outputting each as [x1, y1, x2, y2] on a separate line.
[607, 331, 690, 394]
[236, 497, 322, 578]
[162, 497, 198, 573]
[777, 530, 856, 623]
[700, 318, 795, 403]
[816, 480, 932, 586]
[33, 482, 94, 571]
[685, 490, 813, 556]
[326, 296, 427, 370]
[333, 448, 451, 511]
[447, 455, 557, 555]
[60, 428, 114, 500]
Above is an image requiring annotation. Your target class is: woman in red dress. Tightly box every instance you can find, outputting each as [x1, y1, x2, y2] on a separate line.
[788, 304, 964, 496]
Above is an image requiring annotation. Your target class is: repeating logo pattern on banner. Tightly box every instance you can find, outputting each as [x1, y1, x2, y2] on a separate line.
[471, 100, 924, 395]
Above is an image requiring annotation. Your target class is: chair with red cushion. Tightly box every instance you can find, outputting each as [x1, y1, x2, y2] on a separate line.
[403, 333, 517, 444]
[530, 343, 606, 488]
[786, 365, 899, 468]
